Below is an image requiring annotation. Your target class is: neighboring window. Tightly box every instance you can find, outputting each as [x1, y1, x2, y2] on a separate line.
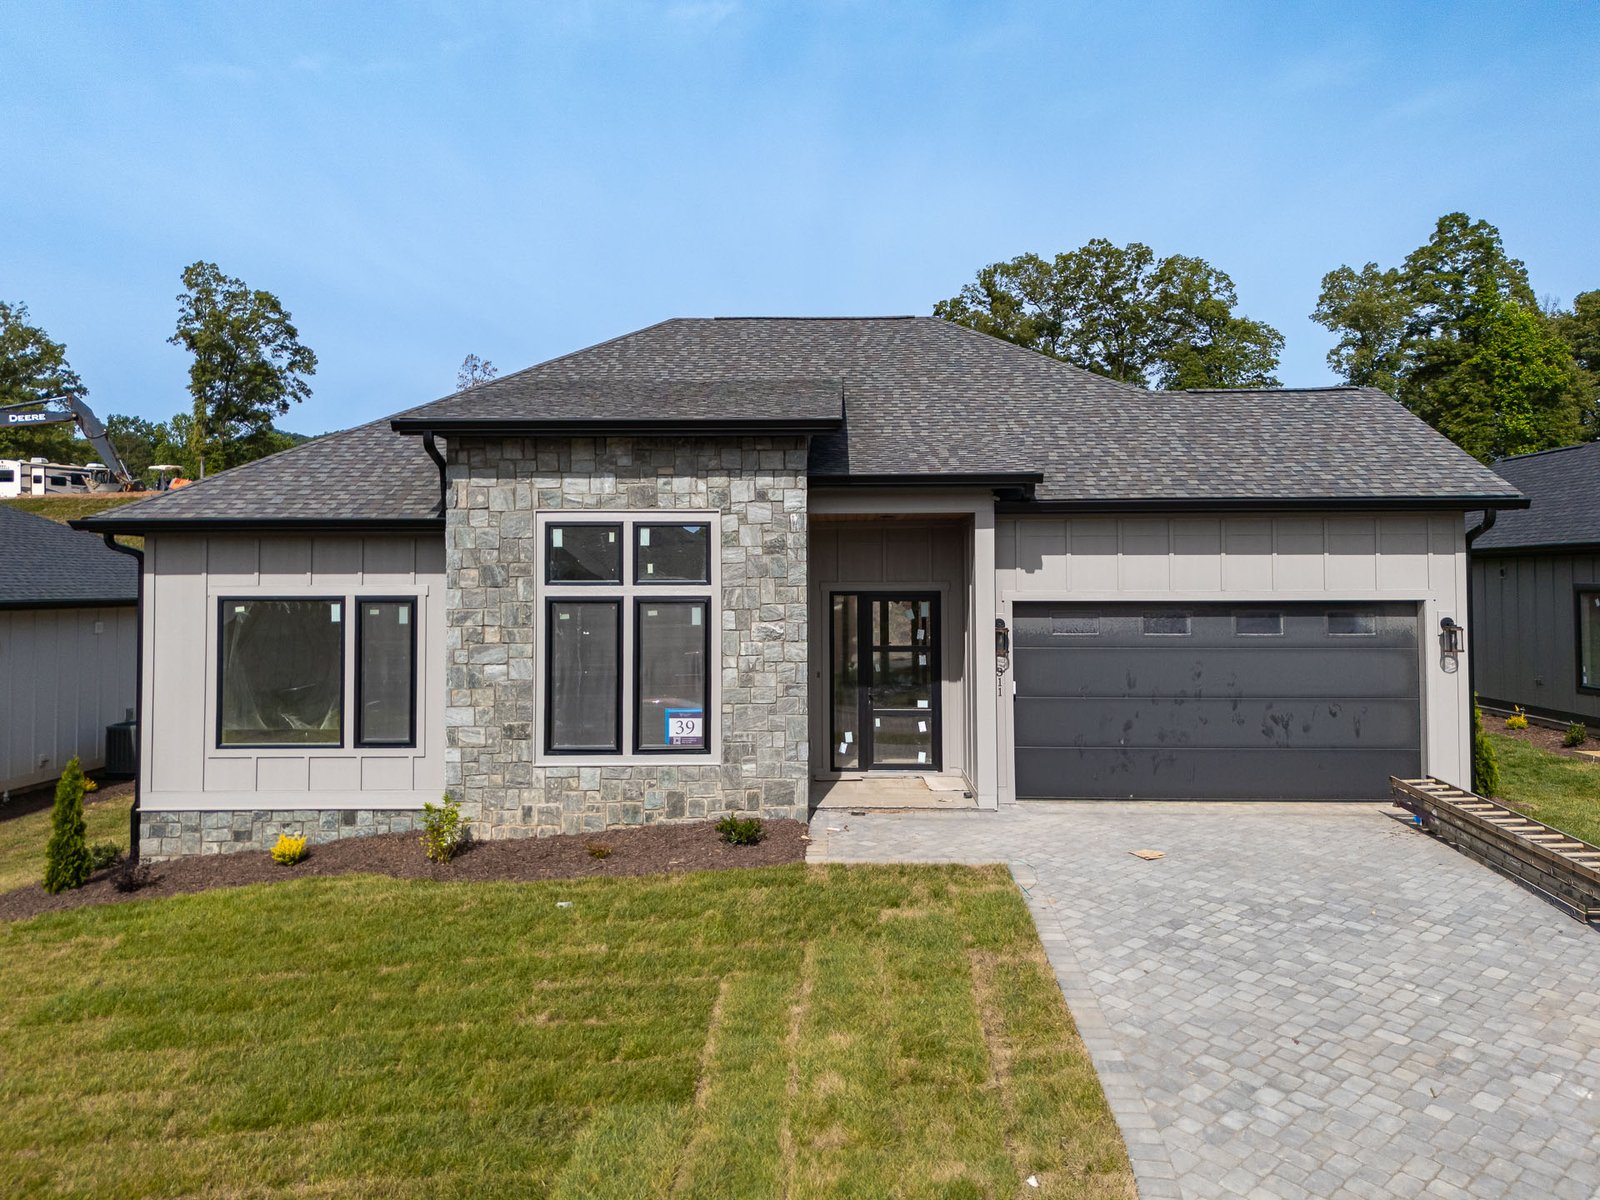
[1051, 613, 1099, 637]
[1328, 611, 1377, 637]
[541, 513, 716, 757]
[1143, 613, 1190, 636]
[357, 600, 416, 746]
[546, 523, 622, 583]
[547, 600, 622, 752]
[1580, 591, 1600, 691]
[636, 523, 711, 583]
[219, 599, 344, 746]
[0, 469, 13, 483]
[635, 600, 710, 751]
[1235, 612, 1283, 637]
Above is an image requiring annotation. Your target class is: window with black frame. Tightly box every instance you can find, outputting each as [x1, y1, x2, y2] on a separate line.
[1581, 591, 1600, 692]
[218, 598, 344, 746]
[542, 518, 714, 756]
[358, 599, 417, 746]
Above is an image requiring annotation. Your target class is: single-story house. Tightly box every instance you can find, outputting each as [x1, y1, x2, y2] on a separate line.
[0, 504, 139, 793]
[74, 317, 1524, 858]
[1468, 441, 1600, 727]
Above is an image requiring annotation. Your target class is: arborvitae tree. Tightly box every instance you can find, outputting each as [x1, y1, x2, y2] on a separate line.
[43, 757, 92, 894]
[1471, 700, 1501, 798]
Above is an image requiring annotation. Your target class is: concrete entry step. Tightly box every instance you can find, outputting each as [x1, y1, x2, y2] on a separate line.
[810, 774, 977, 811]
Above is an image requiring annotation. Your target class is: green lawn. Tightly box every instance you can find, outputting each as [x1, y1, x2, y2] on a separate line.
[0, 865, 1133, 1199]
[0, 789, 131, 894]
[1489, 732, 1600, 846]
[1, 494, 146, 523]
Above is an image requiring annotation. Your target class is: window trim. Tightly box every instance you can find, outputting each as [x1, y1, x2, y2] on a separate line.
[632, 597, 713, 755]
[544, 521, 625, 586]
[544, 597, 625, 755]
[633, 521, 713, 585]
[216, 595, 347, 750]
[355, 596, 419, 749]
[1577, 587, 1600, 696]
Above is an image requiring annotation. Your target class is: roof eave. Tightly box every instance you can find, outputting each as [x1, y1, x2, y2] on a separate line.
[996, 494, 1531, 515]
[69, 516, 444, 535]
[390, 417, 844, 436]
[809, 472, 1044, 492]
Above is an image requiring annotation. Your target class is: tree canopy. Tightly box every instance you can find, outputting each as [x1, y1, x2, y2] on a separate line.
[457, 353, 498, 390]
[169, 261, 317, 477]
[933, 239, 1284, 389]
[1313, 213, 1592, 461]
[0, 301, 90, 462]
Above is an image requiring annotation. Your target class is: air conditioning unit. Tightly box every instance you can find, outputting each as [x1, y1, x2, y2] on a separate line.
[105, 721, 138, 777]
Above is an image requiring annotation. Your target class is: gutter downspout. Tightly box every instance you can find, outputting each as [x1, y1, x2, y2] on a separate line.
[1463, 510, 1498, 787]
[422, 433, 447, 516]
[102, 534, 144, 862]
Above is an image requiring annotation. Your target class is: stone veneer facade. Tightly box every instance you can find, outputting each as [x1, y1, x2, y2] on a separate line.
[446, 435, 810, 836]
[140, 809, 418, 860]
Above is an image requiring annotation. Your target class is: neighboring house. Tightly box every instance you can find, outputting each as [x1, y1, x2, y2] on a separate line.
[74, 317, 1523, 859]
[1469, 441, 1600, 727]
[0, 505, 138, 793]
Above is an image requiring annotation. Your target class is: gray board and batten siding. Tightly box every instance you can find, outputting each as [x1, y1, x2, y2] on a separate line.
[1012, 602, 1421, 800]
[1471, 551, 1600, 725]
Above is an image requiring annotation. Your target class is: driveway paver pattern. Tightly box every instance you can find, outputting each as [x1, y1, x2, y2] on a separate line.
[807, 802, 1600, 1199]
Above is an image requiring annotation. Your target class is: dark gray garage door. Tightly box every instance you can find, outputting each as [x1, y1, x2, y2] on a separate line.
[1013, 603, 1421, 800]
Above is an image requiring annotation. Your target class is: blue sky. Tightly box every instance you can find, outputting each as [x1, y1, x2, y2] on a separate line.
[3, 1, 1597, 435]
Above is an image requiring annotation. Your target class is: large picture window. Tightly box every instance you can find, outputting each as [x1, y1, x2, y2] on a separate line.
[358, 599, 417, 746]
[541, 513, 716, 758]
[219, 598, 344, 746]
[1581, 591, 1600, 692]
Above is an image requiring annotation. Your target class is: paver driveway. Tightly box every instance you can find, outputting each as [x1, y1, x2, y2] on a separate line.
[808, 802, 1600, 1199]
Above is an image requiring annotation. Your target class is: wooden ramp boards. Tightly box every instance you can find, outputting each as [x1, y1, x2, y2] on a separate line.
[1390, 776, 1600, 925]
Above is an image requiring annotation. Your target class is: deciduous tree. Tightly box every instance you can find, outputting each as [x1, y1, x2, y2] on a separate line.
[0, 300, 89, 462]
[457, 353, 498, 390]
[933, 239, 1283, 389]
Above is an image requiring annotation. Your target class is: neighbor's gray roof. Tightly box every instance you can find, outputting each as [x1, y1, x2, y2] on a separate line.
[77, 418, 441, 530]
[0, 504, 138, 609]
[1471, 441, 1600, 551]
[76, 316, 1522, 529]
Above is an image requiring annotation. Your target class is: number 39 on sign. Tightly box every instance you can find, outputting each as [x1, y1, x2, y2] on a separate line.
[665, 708, 704, 748]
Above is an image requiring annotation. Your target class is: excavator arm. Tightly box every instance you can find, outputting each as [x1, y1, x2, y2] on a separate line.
[0, 395, 136, 489]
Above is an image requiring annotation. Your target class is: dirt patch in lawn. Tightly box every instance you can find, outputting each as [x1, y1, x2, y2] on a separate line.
[0, 776, 134, 823]
[1492, 720, 1597, 762]
[0, 819, 808, 923]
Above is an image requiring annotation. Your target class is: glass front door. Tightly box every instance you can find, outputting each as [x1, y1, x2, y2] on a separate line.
[829, 592, 939, 771]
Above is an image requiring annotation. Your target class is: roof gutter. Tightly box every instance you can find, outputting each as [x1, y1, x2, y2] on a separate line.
[390, 416, 843, 436]
[70, 516, 444, 535]
[810, 472, 1043, 498]
[1464, 509, 1497, 546]
[100, 534, 145, 864]
[995, 494, 1531, 515]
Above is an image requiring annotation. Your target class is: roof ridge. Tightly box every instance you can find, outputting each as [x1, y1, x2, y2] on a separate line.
[1494, 440, 1599, 464]
[1181, 384, 1362, 395]
[929, 319, 1153, 395]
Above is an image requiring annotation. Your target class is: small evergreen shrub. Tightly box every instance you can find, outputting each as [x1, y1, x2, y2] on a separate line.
[587, 843, 613, 860]
[43, 758, 93, 894]
[1472, 700, 1501, 797]
[1564, 722, 1589, 748]
[111, 859, 156, 893]
[89, 842, 121, 872]
[715, 814, 764, 846]
[420, 793, 467, 863]
[1504, 706, 1529, 730]
[271, 833, 309, 865]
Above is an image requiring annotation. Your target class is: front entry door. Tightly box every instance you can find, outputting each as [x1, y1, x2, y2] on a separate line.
[829, 592, 940, 771]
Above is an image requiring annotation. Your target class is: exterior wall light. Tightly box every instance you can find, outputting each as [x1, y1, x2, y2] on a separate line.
[1439, 616, 1465, 656]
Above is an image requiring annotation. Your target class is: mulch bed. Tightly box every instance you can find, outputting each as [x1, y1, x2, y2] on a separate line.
[1492, 719, 1599, 762]
[0, 819, 809, 923]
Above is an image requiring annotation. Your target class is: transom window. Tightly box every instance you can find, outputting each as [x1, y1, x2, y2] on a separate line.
[542, 516, 716, 757]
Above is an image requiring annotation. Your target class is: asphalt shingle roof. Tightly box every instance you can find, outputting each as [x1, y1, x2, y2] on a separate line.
[78, 316, 1522, 529]
[0, 505, 138, 609]
[1471, 441, 1600, 551]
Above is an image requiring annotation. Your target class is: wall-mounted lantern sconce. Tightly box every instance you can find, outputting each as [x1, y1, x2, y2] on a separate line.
[1439, 616, 1465, 656]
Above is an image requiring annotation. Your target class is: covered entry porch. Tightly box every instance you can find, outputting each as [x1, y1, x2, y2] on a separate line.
[806, 490, 1002, 811]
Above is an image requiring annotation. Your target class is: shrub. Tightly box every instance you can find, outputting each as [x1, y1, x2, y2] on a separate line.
[715, 814, 764, 846]
[271, 833, 309, 865]
[1564, 722, 1589, 748]
[111, 859, 156, 893]
[1504, 706, 1529, 730]
[420, 793, 467, 864]
[43, 757, 93, 894]
[587, 843, 612, 860]
[1472, 700, 1501, 797]
[89, 842, 121, 872]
